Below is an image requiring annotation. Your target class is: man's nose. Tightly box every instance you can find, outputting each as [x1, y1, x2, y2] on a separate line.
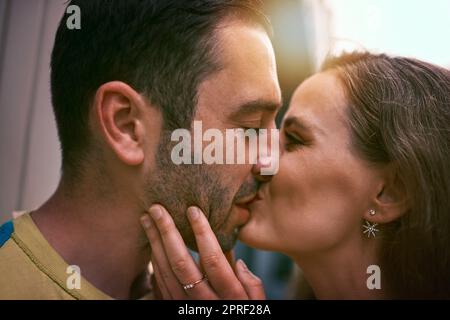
[252, 156, 274, 183]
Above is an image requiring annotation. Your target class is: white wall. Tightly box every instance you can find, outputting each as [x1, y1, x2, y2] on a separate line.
[324, 0, 450, 67]
[0, 0, 65, 223]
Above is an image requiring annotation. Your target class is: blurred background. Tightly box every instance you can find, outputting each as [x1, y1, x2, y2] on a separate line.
[0, 0, 449, 299]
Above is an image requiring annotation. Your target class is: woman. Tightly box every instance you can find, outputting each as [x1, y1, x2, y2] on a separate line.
[140, 52, 450, 299]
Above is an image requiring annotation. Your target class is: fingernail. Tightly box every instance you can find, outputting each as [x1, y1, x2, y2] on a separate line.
[187, 207, 199, 220]
[140, 215, 152, 229]
[149, 206, 162, 220]
[238, 259, 259, 279]
[237, 259, 249, 272]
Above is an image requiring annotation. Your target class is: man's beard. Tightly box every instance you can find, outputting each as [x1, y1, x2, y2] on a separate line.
[143, 130, 258, 252]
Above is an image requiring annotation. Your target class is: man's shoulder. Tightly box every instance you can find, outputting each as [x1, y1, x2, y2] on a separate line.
[0, 219, 73, 299]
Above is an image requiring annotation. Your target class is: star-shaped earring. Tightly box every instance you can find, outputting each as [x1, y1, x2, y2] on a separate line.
[362, 220, 379, 238]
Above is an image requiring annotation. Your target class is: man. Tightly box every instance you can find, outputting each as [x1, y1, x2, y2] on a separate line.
[0, 0, 281, 299]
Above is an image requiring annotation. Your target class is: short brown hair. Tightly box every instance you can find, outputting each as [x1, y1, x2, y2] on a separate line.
[51, 0, 270, 178]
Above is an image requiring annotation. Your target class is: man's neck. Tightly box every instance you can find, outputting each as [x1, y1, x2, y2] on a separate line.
[31, 179, 151, 299]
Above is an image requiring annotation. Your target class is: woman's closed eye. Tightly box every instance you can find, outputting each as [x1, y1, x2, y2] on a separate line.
[284, 131, 305, 151]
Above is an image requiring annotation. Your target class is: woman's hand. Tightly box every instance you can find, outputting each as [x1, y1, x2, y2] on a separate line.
[140, 204, 265, 300]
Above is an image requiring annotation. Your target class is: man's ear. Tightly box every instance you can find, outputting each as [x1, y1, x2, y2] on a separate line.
[367, 166, 410, 224]
[93, 81, 154, 166]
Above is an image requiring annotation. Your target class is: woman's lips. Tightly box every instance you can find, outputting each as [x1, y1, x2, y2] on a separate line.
[233, 193, 258, 225]
[247, 189, 265, 211]
[233, 205, 251, 227]
[233, 191, 264, 226]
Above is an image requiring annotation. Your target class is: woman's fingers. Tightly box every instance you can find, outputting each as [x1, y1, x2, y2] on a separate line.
[151, 258, 173, 299]
[140, 213, 186, 299]
[146, 205, 217, 300]
[142, 204, 265, 300]
[187, 207, 247, 299]
[235, 259, 266, 300]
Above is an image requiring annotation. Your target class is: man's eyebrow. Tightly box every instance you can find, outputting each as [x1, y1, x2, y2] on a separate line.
[230, 99, 283, 118]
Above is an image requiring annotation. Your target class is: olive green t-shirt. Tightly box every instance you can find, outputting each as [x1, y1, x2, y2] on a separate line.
[0, 212, 112, 299]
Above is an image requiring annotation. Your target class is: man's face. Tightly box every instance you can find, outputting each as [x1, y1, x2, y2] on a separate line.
[147, 21, 281, 251]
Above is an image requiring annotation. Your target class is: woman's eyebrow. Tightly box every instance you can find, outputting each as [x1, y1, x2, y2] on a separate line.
[283, 115, 325, 136]
[284, 116, 312, 131]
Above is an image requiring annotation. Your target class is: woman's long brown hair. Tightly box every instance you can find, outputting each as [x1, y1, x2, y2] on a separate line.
[322, 52, 450, 298]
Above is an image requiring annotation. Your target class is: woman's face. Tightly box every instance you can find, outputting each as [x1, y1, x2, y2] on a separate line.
[239, 72, 384, 256]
